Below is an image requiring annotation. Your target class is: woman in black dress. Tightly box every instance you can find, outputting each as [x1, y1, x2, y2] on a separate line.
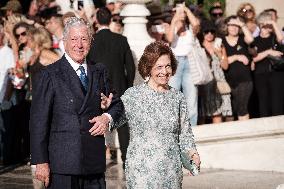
[222, 15, 254, 120]
[252, 11, 284, 117]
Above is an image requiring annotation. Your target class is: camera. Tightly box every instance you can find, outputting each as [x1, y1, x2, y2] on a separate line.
[151, 25, 165, 33]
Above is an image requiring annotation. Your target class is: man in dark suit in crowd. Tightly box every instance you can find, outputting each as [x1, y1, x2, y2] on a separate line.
[30, 17, 124, 189]
[87, 7, 135, 169]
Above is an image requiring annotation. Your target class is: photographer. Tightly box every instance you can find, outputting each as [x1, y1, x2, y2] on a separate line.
[165, 1, 200, 126]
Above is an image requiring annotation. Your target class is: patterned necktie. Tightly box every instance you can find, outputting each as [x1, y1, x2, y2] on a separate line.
[78, 65, 88, 91]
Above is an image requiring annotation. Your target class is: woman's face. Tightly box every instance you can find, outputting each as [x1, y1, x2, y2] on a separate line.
[260, 24, 273, 36]
[15, 26, 28, 45]
[227, 19, 240, 36]
[149, 54, 173, 87]
[243, 5, 255, 19]
[203, 30, 215, 42]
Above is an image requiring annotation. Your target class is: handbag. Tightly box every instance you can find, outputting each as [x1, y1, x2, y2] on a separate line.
[268, 55, 284, 71]
[187, 37, 214, 85]
[268, 36, 284, 71]
[217, 81, 231, 94]
[180, 151, 199, 176]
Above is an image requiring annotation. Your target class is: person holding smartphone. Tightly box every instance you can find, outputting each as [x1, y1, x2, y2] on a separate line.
[165, 0, 200, 126]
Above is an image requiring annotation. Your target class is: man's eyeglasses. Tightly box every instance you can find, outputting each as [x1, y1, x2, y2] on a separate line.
[204, 29, 216, 34]
[211, 12, 223, 17]
[242, 8, 253, 13]
[15, 31, 27, 39]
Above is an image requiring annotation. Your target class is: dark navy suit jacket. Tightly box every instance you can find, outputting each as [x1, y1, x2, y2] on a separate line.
[30, 55, 124, 175]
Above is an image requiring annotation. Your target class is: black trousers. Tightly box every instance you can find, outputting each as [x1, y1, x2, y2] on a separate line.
[47, 173, 105, 189]
[254, 72, 284, 117]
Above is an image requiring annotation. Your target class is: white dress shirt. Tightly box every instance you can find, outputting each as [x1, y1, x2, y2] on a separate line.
[64, 53, 112, 124]
[65, 53, 87, 76]
[0, 45, 15, 103]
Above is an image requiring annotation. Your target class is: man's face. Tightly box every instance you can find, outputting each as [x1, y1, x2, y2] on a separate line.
[210, 7, 223, 20]
[45, 17, 57, 34]
[64, 25, 91, 64]
[15, 26, 28, 45]
[106, 3, 115, 12]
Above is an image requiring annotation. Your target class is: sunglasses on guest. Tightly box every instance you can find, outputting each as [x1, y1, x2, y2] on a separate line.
[242, 8, 253, 13]
[112, 18, 122, 23]
[203, 29, 216, 34]
[211, 12, 223, 17]
[15, 31, 27, 39]
[261, 24, 273, 29]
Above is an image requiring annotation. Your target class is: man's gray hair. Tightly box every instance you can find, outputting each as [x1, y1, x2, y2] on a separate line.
[63, 17, 93, 41]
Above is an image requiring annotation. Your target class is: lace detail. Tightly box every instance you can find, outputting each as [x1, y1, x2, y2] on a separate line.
[120, 83, 197, 189]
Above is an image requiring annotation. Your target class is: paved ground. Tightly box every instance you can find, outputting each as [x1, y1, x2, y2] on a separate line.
[1, 162, 284, 189]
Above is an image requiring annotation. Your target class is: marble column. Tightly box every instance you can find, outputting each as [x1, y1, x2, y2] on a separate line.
[120, 0, 154, 85]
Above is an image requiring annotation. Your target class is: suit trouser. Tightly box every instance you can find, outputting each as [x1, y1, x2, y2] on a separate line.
[47, 173, 105, 189]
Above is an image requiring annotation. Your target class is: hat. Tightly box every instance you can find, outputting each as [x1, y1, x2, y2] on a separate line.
[1, 0, 22, 13]
[106, 0, 116, 4]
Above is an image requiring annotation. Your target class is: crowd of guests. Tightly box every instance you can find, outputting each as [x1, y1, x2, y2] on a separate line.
[0, 0, 283, 184]
[148, 1, 284, 124]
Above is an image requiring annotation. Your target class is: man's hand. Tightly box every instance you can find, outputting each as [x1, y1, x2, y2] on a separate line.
[89, 114, 110, 136]
[101, 93, 113, 110]
[35, 163, 50, 187]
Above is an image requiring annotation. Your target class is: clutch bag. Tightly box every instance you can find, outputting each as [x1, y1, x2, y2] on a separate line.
[180, 152, 199, 176]
[217, 81, 231, 94]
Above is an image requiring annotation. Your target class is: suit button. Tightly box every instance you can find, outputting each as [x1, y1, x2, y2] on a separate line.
[70, 99, 73, 103]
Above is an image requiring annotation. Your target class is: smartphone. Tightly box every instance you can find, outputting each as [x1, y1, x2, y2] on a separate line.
[78, 0, 84, 10]
[151, 25, 165, 33]
[175, 3, 185, 19]
[214, 38, 222, 49]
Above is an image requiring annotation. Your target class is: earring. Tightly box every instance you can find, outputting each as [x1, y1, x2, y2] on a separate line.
[144, 75, 150, 82]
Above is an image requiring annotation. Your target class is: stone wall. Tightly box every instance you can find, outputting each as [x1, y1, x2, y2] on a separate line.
[193, 115, 284, 172]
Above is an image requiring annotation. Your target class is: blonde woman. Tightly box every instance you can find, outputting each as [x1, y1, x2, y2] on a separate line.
[26, 27, 59, 98]
[237, 3, 259, 37]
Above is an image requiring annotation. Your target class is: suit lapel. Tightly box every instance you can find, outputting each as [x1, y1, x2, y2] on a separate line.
[59, 56, 85, 109]
[78, 63, 95, 114]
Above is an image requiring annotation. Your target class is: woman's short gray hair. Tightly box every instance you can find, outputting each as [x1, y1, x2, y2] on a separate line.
[63, 17, 93, 41]
[256, 11, 273, 25]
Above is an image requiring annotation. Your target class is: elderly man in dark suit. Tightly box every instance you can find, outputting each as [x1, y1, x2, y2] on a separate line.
[87, 7, 135, 169]
[30, 17, 124, 189]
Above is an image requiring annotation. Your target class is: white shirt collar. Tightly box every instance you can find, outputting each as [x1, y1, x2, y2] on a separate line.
[97, 26, 109, 33]
[64, 53, 87, 75]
